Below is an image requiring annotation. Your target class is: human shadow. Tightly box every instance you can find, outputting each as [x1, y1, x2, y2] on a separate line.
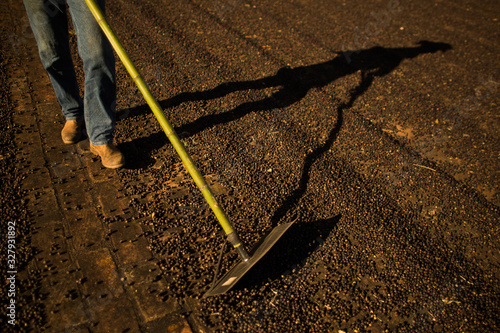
[267, 41, 449, 225]
[168, 41, 450, 137]
[125, 41, 451, 157]
[124, 41, 451, 218]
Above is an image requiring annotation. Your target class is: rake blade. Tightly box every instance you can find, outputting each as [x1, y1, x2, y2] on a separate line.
[204, 222, 294, 297]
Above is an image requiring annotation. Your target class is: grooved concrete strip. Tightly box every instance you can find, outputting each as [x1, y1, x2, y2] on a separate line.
[6, 2, 192, 332]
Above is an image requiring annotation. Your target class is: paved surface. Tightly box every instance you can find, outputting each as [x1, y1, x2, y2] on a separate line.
[2, 2, 192, 332]
[1, 0, 499, 332]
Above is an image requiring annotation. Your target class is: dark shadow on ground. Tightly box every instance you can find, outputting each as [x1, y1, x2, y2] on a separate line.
[122, 41, 451, 136]
[267, 41, 451, 226]
[230, 215, 341, 292]
[173, 41, 451, 137]
[123, 40, 450, 157]
[122, 41, 451, 215]
[117, 135, 164, 170]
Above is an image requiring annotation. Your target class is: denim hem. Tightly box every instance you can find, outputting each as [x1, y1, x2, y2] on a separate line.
[90, 139, 114, 146]
[65, 116, 84, 121]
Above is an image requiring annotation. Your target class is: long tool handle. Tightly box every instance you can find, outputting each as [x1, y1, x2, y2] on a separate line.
[84, 0, 249, 261]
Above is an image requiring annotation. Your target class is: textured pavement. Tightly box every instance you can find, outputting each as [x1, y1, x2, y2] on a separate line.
[4, 2, 193, 332]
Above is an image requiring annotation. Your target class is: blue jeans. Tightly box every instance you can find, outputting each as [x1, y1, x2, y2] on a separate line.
[23, 0, 116, 145]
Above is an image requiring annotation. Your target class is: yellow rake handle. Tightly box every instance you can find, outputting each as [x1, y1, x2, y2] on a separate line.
[84, 0, 249, 260]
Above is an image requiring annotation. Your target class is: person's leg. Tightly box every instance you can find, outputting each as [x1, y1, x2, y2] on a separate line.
[66, 0, 116, 146]
[23, 0, 84, 121]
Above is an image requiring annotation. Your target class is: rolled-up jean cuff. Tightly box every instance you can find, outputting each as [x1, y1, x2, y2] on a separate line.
[90, 139, 114, 146]
[65, 116, 84, 121]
